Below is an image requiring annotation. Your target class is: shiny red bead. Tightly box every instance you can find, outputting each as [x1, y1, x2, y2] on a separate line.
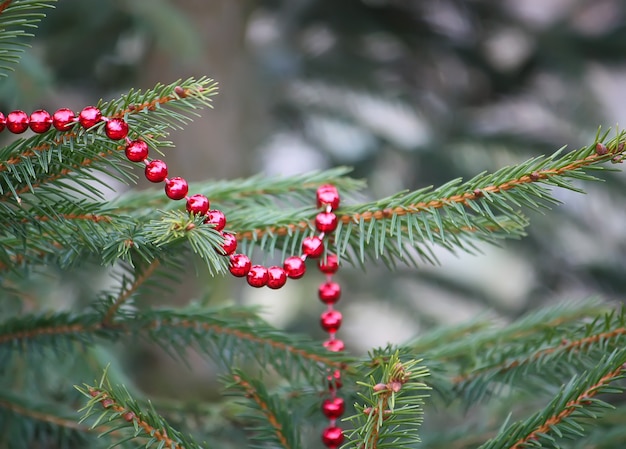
[125, 140, 149, 162]
[220, 232, 238, 255]
[105, 118, 129, 140]
[29, 110, 52, 133]
[267, 266, 287, 289]
[79, 106, 102, 128]
[319, 254, 339, 274]
[323, 339, 345, 352]
[322, 397, 345, 419]
[204, 209, 226, 231]
[145, 159, 168, 182]
[165, 177, 189, 200]
[6, 110, 29, 133]
[284, 256, 306, 279]
[229, 253, 251, 277]
[0, 112, 6, 132]
[247, 265, 269, 288]
[52, 108, 76, 131]
[319, 282, 341, 304]
[302, 236, 324, 258]
[315, 212, 338, 233]
[327, 370, 343, 390]
[317, 184, 340, 210]
[321, 426, 344, 448]
[186, 194, 209, 216]
[321, 310, 342, 333]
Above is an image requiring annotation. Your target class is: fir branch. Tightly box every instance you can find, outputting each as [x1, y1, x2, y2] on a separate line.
[102, 259, 161, 326]
[227, 370, 300, 449]
[78, 372, 205, 449]
[479, 349, 626, 449]
[346, 351, 429, 449]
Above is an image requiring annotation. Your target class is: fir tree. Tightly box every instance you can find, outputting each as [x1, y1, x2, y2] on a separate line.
[2, 2, 626, 449]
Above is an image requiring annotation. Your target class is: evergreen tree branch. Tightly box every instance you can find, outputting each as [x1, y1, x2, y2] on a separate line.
[102, 259, 161, 326]
[227, 370, 300, 449]
[479, 351, 626, 449]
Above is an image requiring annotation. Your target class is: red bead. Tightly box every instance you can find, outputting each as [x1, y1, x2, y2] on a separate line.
[6, 110, 29, 133]
[319, 282, 341, 304]
[219, 232, 238, 255]
[315, 212, 338, 233]
[267, 266, 287, 289]
[317, 184, 340, 210]
[165, 177, 189, 200]
[323, 339, 345, 352]
[321, 426, 344, 448]
[327, 370, 343, 390]
[105, 118, 129, 140]
[52, 108, 76, 131]
[229, 253, 251, 277]
[29, 110, 52, 133]
[186, 194, 209, 216]
[145, 160, 168, 182]
[247, 265, 268, 288]
[0, 112, 5, 132]
[79, 106, 102, 128]
[319, 254, 339, 274]
[302, 236, 324, 258]
[204, 209, 226, 231]
[284, 256, 306, 279]
[321, 310, 342, 333]
[322, 397, 345, 419]
[125, 140, 149, 162]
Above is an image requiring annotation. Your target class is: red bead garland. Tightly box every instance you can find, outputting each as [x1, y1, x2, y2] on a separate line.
[2, 103, 346, 445]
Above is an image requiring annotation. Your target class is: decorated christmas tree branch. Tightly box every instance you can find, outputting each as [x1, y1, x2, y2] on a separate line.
[227, 370, 300, 449]
[480, 349, 626, 449]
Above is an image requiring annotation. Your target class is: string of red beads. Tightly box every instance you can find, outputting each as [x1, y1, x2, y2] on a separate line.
[10, 103, 345, 447]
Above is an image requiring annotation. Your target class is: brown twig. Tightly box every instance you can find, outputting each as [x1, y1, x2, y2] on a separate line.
[508, 363, 625, 449]
[0, 0, 12, 14]
[232, 375, 291, 449]
[102, 259, 161, 326]
[453, 327, 626, 385]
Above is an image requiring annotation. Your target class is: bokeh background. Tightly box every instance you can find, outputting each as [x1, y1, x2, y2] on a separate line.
[10, 0, 626, 413]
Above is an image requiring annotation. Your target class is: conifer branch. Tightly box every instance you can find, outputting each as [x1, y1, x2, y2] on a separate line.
[0, 395, 86, 431]
[102, 259, 161, 326]
[228, 370, 299, 449]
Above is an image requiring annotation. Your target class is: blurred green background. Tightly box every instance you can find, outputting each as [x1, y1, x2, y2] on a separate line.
[11, 0, 626, 406]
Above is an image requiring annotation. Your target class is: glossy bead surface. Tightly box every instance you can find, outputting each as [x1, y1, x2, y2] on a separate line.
[320, 310, 342, 333]
[0, 112, 6, 132]
[145, 160, 168, 182]
[79, 106, 102, 128]
[267, 266, 287, 289]
[327, 370, 343, 390]
[6, 110, 29, 133]
[318, 254, 339, 274]
[321, 426, 344, 448]
[220, 232, 238, 255]
[315, 212, 338, 233]
[284, 256, 306, 279]
[229, 253, 251, 277]
[302, 236, 324, 258]
[323, 339, 345, 352]
[319, 282, 341, 304]
[125, 140, 149, 162]
[186, 194, 209, 216]
[204, 209, 226, 231]
[317, 184, 340, 210]
[322, 397, 345, 419]
[247, 265, 268, 288]
[29, 110, 52, 133]
[105, 118, 129, 140]
[52, 108, 76, 131]
[165, 177, 189, 200]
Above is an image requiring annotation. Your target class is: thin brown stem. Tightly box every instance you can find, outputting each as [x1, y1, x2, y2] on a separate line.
[102, 259, 161, 326]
